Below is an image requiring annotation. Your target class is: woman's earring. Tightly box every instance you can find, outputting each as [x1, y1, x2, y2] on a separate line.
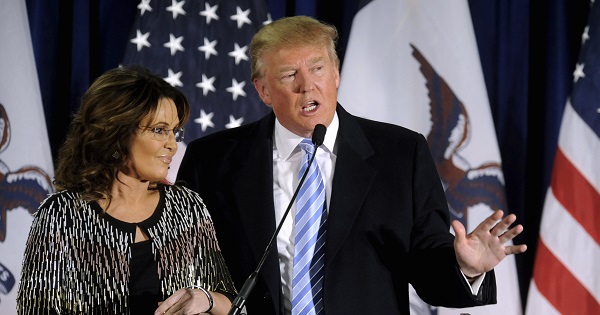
[112, 151, 120, 159]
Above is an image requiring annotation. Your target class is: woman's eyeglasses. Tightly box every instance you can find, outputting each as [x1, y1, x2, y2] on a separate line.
[139, 126, 185, 142]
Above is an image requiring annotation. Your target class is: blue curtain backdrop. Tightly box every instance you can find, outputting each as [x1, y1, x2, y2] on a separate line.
[24, 0, 590, 310]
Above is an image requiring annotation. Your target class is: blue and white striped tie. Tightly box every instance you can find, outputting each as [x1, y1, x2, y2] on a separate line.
[292, 139, 327, 315]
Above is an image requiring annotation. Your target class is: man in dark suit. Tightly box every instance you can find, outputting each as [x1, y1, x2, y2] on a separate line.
[177, 16, 527, 315]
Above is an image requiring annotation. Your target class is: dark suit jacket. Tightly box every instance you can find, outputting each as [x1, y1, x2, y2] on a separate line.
[177, 104, 497, 315]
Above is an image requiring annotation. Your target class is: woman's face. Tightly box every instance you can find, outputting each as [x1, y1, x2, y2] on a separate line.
[125, 97, 180, 182]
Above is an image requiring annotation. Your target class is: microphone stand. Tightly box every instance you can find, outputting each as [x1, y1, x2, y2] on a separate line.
[228, 142, 321, 315]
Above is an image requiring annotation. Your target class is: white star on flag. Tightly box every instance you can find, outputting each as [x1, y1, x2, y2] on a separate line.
[226, 78, 246, 101]
[228, 43, 248, 65]
[198, 37, 218, 60]
[130, 30, 151, 51]
[196, 74, 216, 96]
[164, 34, 184, 56]
[231, 6, 252, 29]
[166, 0, 186, 19]
[138, 0, 152, 16]
[226, 115, 244, 129]
[573, 63, 585, 82]
[164, 69, 183, 87]
[194, 109, 215, 132]
[200, 3, 219, 24]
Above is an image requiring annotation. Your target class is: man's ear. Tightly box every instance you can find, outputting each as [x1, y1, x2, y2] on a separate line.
[253, 79, 271, 105]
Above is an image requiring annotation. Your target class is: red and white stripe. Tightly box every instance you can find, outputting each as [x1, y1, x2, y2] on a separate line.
[526, 101, 600, 314]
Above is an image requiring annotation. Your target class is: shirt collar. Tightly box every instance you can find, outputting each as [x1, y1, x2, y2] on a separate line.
[274, 112, 339, 160]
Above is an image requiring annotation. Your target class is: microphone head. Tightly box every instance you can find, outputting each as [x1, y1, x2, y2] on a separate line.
[312, 124, 327, 146]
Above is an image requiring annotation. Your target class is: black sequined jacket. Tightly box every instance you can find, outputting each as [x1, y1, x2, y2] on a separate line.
[17, 184, 236, 314]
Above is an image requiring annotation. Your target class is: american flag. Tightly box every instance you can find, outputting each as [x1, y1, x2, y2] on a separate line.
[121, 0, 272, 143]
[525, 1, 600, 314]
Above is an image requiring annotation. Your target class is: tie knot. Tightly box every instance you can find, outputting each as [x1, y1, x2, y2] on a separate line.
[299, 139, 315, 155]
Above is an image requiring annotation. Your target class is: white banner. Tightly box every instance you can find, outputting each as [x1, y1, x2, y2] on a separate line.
[0, 0, 55, 313]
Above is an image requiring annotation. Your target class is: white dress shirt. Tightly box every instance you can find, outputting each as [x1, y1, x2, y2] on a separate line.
[272, 113, 339, 313]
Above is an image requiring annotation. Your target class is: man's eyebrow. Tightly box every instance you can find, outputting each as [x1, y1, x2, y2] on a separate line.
[278, 65, 296, 73]
[308, 56, 325, 64]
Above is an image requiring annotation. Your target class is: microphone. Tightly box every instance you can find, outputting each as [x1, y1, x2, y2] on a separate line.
[312, 123, 326, 146]
[228, 124, 327, 315]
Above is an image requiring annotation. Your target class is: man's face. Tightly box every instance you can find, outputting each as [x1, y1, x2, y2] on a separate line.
[253, 44, 339, 138]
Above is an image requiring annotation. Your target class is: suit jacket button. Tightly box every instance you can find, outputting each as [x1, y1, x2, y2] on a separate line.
[263, 292, 271, 300]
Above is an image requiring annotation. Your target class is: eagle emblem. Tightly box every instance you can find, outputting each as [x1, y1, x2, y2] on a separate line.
[411, 44, 507, 229]
[0, 103, 54, 242]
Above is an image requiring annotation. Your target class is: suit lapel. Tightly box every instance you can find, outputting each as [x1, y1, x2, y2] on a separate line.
[231, 139, 276, 264]
[228, 113, 284, 310]
[327, 106, 377, 262]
